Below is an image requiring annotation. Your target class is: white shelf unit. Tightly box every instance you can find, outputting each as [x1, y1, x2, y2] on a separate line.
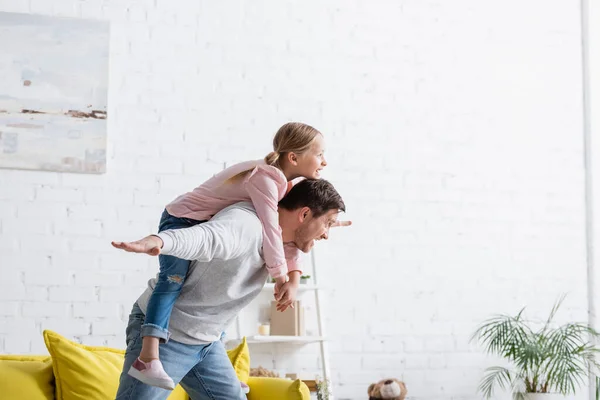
[261, 283, 323, 292]
[231, 249, 333, 398]
[243, 335, 326, 344]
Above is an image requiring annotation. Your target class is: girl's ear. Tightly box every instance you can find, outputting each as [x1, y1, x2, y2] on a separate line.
[287, 151, 298, 166]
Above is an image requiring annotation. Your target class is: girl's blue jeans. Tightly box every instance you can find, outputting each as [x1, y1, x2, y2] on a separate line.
[141, 209, 204, 341]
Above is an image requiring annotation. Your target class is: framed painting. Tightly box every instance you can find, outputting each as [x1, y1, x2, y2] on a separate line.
[0, 12, 109, 173]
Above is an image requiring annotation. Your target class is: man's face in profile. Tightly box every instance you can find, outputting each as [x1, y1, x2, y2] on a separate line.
[293, 208, 339, 252]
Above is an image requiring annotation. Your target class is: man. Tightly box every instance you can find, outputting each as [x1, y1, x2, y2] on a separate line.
[112, 178, 345, 399]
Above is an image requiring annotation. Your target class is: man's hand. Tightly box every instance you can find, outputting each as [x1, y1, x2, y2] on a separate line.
[332, 220, 352, 228]
[111, 235, 163, 256]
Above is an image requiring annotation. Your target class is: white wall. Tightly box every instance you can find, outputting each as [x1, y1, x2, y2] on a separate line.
[0, 1, 589, 399]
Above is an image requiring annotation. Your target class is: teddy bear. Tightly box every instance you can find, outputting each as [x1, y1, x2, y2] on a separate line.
[367, 378, 407, 400]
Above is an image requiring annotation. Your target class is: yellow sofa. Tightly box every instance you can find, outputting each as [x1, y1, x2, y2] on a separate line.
[0, 330, 310, 400]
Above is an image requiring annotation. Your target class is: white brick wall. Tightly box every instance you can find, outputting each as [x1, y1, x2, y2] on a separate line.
[0, 0, 589, 399]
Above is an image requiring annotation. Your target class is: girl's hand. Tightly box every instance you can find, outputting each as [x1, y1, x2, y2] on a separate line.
[274, 282, 298, 312]
[273, 275, 288, 297]
[111, 235, 163, 256]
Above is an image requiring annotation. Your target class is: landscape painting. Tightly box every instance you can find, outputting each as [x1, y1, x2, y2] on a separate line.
[0, 12, 109, 173]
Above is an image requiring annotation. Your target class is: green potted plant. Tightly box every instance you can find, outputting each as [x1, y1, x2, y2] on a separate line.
[315, 376, 330, 400]
[300, 275, 311, 284]
[471, 296, 600, 400]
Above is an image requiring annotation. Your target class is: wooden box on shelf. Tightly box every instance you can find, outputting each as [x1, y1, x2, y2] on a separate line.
[302, 379, 318, 392]
[269, 301, 305, 336]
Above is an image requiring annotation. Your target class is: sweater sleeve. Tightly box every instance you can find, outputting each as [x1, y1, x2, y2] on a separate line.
[284, 243, 303, 274]
[158, 213, 253, 261]
[244, 165, 289, 279]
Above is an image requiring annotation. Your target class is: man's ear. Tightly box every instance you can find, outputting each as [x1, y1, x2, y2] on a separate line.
[298, 206, 311, 223]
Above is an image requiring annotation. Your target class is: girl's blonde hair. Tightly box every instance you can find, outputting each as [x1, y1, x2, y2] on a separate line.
[229, 122, 322, 182]
[264, 122, 321, 167]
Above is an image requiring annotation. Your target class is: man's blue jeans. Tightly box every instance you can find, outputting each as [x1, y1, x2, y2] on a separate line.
[116, 303, 245, 400]
[142, 209, 204, 341]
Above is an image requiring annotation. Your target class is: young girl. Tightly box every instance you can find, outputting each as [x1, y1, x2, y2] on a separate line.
[113, 122, 328, 390]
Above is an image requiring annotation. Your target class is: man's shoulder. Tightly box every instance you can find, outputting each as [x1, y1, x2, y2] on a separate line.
[212, 202, 262, 234]
[211, 203, 262, 254]
[215, 202, 258, 220]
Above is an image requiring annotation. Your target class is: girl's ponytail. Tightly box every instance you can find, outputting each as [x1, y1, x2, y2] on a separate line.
[264, 151, 280, 166]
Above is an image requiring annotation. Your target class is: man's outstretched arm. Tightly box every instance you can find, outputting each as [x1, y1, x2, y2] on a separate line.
[112, 218, 246, 261]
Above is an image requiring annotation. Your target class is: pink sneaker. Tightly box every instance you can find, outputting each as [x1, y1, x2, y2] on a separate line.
[241, 381, 250, 394]
[127, 358, 175, 390]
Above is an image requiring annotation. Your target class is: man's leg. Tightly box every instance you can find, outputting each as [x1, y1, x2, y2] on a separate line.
[179, 340, 246, 400]
[116, 303, 207, 400]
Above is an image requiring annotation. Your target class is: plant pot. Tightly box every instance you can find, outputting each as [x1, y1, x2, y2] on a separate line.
[300, 280, 308, 285]
[524, 394, 575, 400]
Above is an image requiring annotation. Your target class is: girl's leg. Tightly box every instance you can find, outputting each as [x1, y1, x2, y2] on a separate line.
[142, 210, 204, 341]
[140, 252, 191, 343]
[139, 336, 161, 361]
[129, 210, 204, 387]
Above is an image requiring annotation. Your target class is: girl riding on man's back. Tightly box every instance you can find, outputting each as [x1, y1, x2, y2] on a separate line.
[112, 122, 328, 390]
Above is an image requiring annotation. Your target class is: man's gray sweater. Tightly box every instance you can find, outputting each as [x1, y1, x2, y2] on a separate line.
[136, 202, 268, 344]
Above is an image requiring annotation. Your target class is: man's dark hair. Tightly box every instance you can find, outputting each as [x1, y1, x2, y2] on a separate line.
[279, 179, 345, 218]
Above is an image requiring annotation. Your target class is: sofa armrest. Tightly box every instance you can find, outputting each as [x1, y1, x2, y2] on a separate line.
[246, 377, 310, 400]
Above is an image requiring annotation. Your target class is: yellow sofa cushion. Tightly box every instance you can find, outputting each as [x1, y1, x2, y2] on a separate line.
[246, 377, 310, 400]
[226, 337, 250, 383]
[42, 330, 187, 400]
[0, 355, 54, 400]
